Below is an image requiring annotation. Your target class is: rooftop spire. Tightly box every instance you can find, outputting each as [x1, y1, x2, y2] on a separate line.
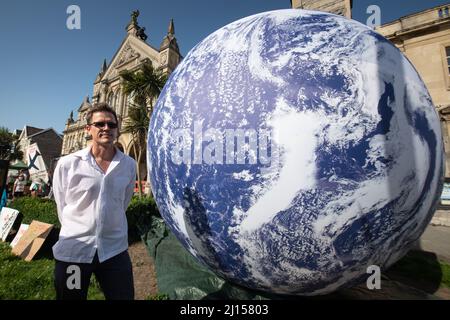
[78, 95, 91, 112]
[101, 59, 107, 73]
[168, 18, 175, 36]
[160, 19, 179, 52]
[66, 110, 74, 125]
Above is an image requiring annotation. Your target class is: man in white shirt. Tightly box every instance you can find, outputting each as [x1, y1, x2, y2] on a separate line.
[52, 102, 136, 300]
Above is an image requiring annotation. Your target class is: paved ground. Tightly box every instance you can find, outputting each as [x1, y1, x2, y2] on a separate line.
[418, 224, 450, 263]
[431, 209, 450, 227]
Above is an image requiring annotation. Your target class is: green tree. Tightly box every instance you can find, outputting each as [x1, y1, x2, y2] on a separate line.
[122, 102, 149, 197]
[0, 127, 23, 161]
[120, 61, 167, 197]
[120, 60, 167, 112]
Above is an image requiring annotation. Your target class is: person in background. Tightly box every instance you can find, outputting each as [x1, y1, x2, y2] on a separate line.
[12, 170, 26, 199]
[46, 178, 53, 200]
[30, 180, 39, 198]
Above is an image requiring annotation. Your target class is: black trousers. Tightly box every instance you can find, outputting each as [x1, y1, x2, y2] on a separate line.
[54, 250, 134, 300]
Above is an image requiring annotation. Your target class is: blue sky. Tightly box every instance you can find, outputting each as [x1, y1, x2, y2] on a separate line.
[1, 0, 449, 134]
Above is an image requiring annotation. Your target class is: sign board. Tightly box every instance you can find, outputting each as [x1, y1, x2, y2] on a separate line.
[26, 143, 49, 184]
[11, 220, 53, 261]
[0, 207, 20, 241]
[441, 182, 450, 205]
[10, 223, 29, 248]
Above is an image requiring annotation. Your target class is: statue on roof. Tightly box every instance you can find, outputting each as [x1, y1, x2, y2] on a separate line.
[131, 10, 140, 25]
[136, 26, 148, 41]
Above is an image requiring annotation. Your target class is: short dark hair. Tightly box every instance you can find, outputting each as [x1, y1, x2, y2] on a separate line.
[85, 102, 118, 125]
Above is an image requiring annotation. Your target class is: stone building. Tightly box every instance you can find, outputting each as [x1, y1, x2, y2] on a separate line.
[62, 97, 91, 155]
[290, 0, 352, 18]
[61, 11, 181, 180]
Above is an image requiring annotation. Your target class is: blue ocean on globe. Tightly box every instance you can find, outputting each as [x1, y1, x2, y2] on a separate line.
[148, 9, 445, 295]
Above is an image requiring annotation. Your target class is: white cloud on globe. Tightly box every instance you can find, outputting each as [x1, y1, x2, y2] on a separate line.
[148, 9, 444, 295]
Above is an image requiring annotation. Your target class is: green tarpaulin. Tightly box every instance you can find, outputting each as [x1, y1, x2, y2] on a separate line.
[141, 216, 277, 300]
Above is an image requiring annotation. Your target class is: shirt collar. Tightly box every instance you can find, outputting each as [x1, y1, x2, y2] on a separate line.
[73, 146, 125, 162]
[72, 146, 91, 160]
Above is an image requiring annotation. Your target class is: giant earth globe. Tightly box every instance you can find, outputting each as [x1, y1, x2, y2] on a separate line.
[147, 9, 444, 295]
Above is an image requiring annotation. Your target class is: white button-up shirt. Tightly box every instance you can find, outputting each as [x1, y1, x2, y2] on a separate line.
[52, 146, 136, 263]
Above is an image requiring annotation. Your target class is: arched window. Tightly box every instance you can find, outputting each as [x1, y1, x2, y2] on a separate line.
[117, 93, 124, 117]
[63, 136, 68, 151]
[124, 94, 133, 117]
[107, 92, 114, 108]
[112, 92, 118, 111]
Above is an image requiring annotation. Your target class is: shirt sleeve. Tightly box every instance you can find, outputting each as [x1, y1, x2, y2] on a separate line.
[123, 159, 137, 212]
[52, 159, 67, 217]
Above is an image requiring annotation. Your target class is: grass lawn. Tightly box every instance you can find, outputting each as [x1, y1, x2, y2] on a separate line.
[0, 196, 105, 299]
[0, 241, 104, 300]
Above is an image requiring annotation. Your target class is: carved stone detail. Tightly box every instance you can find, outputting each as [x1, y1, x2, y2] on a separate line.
[160, 52, 168, 65]
[114, 43, 140, 68]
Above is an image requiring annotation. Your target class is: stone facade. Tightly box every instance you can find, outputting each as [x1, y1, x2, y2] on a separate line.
[61, 11, 181, 180]
[375, 4, 450, 177]
[61, 97, 91, 155]
[291, 0, 352, 18]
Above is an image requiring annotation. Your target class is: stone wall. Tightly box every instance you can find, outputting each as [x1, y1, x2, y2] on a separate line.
[291, 0, 352, 18]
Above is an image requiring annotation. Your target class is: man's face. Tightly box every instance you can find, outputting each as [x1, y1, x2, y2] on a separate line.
[86, 111, 118, 147]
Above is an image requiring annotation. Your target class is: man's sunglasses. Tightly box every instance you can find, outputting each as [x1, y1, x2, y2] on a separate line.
[89, 121, 118, 129]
